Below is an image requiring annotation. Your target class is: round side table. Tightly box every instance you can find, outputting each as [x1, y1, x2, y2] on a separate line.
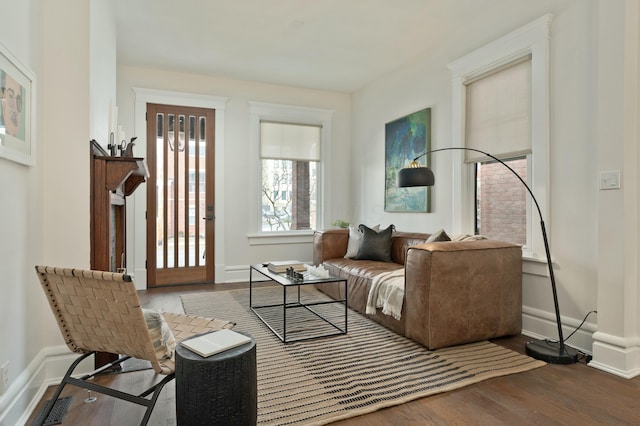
[175, 331, 257, 425]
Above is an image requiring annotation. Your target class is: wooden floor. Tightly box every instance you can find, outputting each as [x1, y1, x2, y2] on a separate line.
[28, 282, 640, 426]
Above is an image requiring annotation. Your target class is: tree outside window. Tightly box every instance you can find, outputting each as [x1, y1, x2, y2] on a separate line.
[261, 158, 317, 231]
[260, 120, 320, 232]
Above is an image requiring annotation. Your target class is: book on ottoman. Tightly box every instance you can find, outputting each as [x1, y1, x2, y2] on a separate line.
[181, 329, 252, 357]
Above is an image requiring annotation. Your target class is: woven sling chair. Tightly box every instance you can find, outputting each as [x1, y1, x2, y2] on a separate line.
[34, 265, 234, 426]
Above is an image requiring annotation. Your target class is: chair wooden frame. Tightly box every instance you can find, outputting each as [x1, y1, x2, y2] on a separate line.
[34, 266, 233, 426]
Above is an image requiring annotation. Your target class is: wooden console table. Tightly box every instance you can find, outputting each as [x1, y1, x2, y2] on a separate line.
[90, 140, 148, 367]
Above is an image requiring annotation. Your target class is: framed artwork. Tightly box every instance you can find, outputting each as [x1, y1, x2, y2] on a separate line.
[0, 41, 36, 166]
[384, 107, 431, 212]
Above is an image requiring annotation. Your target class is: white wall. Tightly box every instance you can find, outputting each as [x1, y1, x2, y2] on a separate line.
[0, 0, 117, 424]
[116, 66, 352, 283]
[0, 0, 44, 422]
[41, 0, 91, 271]
[90, 0, 117, 145]
[591, 0, 640, 378]
[352, 0, 640, 376]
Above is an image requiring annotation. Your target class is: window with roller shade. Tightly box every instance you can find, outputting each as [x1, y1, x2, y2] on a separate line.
[450, 15, 551, 260]
[260, 121, 321, 231]
[465, 57, 531, 245]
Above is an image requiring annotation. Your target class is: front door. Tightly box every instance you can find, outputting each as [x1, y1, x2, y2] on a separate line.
[146, 103, 215, 286]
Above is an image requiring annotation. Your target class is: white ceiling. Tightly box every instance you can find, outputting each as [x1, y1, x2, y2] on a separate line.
[112, 0, 552, 93]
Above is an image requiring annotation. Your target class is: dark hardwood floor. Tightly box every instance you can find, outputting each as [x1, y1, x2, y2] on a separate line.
[28, 282, 640, 425]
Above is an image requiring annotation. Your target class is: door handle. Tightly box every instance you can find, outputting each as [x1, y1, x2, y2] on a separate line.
[202, 215, 214, 221]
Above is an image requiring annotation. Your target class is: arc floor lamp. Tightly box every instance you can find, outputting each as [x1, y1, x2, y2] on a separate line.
[397, 147, 578, 364]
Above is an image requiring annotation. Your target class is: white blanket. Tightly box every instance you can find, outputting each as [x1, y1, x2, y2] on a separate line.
[366, 269, 405, 320]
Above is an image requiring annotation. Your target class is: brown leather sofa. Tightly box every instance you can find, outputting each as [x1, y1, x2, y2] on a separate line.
[313, 229, 523, 349]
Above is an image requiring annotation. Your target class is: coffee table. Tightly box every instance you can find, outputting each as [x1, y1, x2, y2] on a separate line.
[249, 264, 348, 343]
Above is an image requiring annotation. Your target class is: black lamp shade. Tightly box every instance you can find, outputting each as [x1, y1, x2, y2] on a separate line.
[397, 166, 435, 187]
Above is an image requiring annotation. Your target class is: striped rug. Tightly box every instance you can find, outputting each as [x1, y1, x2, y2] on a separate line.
[181, 286, 545, 425]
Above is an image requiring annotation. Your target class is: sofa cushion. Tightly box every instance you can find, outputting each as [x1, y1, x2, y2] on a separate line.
[354, 224, 395, 262]
[426, 228, 451, 243]
[345, 224, 379, 258]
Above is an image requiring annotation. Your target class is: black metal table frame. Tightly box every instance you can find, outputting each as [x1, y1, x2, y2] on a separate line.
[249, 264, 348, 343]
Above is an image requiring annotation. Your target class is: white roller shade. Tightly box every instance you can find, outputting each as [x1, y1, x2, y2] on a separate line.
[260, 121, 321, 161]
[465, 57, 532, 163]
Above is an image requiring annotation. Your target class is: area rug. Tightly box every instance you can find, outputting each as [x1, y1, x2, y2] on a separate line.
[181, 287, 545, 425]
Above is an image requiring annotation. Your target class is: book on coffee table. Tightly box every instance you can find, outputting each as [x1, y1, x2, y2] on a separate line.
[267, 260, 306, 273]
[181, 329, 251, 357]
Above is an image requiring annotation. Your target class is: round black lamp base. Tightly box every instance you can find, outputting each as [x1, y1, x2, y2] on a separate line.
[525, 340, 579, 364]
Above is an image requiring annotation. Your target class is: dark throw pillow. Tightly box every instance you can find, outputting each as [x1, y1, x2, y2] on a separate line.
[426, 229, 451, 243]
[344, 223, 380, 258]
[354, 224, 395, 262]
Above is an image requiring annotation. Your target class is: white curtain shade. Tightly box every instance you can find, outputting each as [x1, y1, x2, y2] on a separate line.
[464, 57, 532, 163]
[260, 121, 321, 162]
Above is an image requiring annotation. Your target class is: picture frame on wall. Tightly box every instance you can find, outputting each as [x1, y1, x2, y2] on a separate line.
[0, 41, 36, 166]
[384, 107, 431, 212]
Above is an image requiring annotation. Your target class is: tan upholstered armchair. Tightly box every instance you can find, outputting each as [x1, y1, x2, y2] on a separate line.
[34, 266, 234, 426]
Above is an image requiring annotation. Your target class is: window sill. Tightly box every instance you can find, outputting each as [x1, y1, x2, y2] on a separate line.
[248, 230, 315, 246]
[522, 253, 549, 277]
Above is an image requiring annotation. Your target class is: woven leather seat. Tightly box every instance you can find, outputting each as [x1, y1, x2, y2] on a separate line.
[34, 265, 234, 426]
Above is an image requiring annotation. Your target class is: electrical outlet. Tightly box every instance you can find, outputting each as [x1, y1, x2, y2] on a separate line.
[599, 170, 621, 190]
[0, 362, 9, 394]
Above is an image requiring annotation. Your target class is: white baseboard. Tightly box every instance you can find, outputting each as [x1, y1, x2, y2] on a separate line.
[224, 263, 278, 283]
[222, 264, 251, 283]
[0, 346, 92, 426]
[589, 332, 640, 379]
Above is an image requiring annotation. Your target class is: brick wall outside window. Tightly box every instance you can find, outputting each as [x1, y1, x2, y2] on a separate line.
[291, 161, 311, 230]
[477, 158, 527, 245]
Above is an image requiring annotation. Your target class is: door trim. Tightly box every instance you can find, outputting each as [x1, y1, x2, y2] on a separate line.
[132, 88, 228, 289]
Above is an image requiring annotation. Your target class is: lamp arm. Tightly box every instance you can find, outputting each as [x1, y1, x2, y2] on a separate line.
[413, 147, 543, 220]
[413, 146, 567, 354]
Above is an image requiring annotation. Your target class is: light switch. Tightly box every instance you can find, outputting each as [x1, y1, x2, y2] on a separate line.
[599, 170, 620, 190]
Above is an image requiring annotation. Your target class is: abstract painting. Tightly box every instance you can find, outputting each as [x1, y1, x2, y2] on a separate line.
[384, 108, 431, 212]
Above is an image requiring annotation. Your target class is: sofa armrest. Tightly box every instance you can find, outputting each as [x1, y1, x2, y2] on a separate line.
[404, 240, 523, 349]
[313, 229, 349, 265]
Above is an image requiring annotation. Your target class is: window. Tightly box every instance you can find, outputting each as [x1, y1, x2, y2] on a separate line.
[188, 170, 205, 193]
[260, 121, 320, 231]
[449, 14, 551, 260]
[188, 117, 206, 156]
[475, 157, 527, 245]
[249, 102, 333, 239]
[466, 57, 532, 246]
